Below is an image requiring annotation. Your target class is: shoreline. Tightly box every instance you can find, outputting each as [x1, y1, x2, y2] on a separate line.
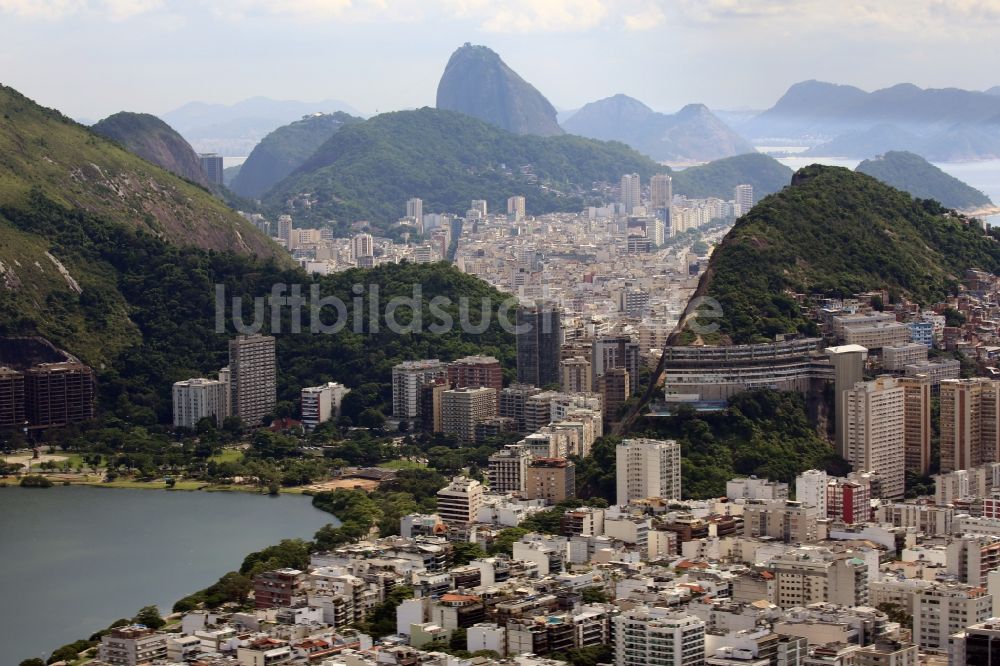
[0, 476, 310, 495]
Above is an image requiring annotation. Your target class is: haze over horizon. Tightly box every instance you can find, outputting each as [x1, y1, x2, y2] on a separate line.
[2, 0, 1000, 120]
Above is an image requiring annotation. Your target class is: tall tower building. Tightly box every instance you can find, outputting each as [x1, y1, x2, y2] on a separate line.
[448, 355, 503, 408]
[900, 374, 932, 476]
[650, 174, 672, 210]
[516, 304, 562, 388]
[735, 183, 754, 216]
[826, 344, 868, 458]
[940, 378, 1000, 472]
[23, 362, 95, 428]
[600, 368, 630, 424]
[592, 335, 641, 396]
[436, 476, 484, 526]
[199, 153, 224, 185]
[615, 438, 681, 505]
[560, 356, 592, 394]
[844, 376, 906, 499]
[441, 386, 497, 444]
[172, 377, 230, 429]
[351, 233, 374, 262]
[392, 359, 447, 419]
[620, 173, 641, 214]
[507, 195, 526, 221]
[614, 607, 705, 666]
[470, 200, 488, 217]
[488, 443, 532, 494]
[228, 334, 277, 427]
[277, 215, 293, 247]
[0, 367, 25, 429]
[405, 197, 423, 225]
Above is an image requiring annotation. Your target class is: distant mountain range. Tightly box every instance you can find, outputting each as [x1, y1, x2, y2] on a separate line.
[743, 80, 1000, 161]
[92, 111, 209, 186]
[855, 151, 992, 210]
[230, 112, 363, 199]
[436, 43, 563, 137]
[671, 153, 793, 202]
[562, 94, 755, 163]
[160, 96, 360, 156]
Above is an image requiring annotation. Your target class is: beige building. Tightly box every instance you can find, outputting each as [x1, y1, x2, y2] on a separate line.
[615, 438, 681, 506]
[488, 443, 531, 495]
[441, 386, 497, 444]
[436, 476, 484, 525]
[940, 378, 1000, 472]
[843, 376, 906, 499]
[900, 374, 932, 476]
[228, 334, 276, 427]
[598, 367, 630, 423]
[99, 626, 167, 666]
[768, 548, 869, 609]
[913, 583, 992, 652]
[743, 500, 819, 544]
[560, 356, 592, 394]
[883, 342, 929, 371]
[525, 458, 575, 503]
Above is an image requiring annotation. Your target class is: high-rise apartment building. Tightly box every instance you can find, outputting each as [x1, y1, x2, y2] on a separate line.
[488, 443, 531, 494]
[592, 335, 641, 396]
[796, 469, 828, 510]
[940, 378, 1000, 472]
[516, 304, 562, 387]
[525, 458, 575, 503]
[507, 195, 525, 220]
[441, 386, 497, 444]
[616, 438, 682, 505]
[351, 233, 374, 262]
[613, 607, 705, 666]
[900, 374, 932, 476]
[914, 584, 993, 652]
[277, 215, 293, 247]
[436, 476, 484, 525]
[24, 362, 95, 428]
[0, 366, 25, 429]
[650, 174, 672, 210]
[300, 382, 350, 430]
[406, 197, 423, 225]
[199, 153, 224, 185]
[392, 359, 447, 419]
[172, 377, 230, 429]
[560, 356, 592, 394]
[843, 376, 906, 499]
[228, 334, 277, 427]
[734, 183, 753, 216]
[620, 173, 641, 215]
[499, 384, 543, 432]
[827, 344, 868, 459]
[599, 368, 630, 423]
[470, 200, 488, 217]
[447, 355, 502, 406]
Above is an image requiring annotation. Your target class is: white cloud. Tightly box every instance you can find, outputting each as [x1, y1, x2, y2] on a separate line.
[623, 3, 666, 31]
[0, 0, 161, 20]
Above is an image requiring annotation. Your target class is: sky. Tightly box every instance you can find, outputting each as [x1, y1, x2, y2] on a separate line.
[1, 0, 1000, 120]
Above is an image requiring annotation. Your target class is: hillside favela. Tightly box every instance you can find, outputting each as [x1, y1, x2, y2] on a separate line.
[8, 3, 1000, 666]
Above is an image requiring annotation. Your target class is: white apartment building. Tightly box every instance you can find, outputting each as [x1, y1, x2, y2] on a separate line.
[172, 376, 230, 429]
[392, 359, 447, 419]
[488, 443, 531, 495]
[913, 584, 992, 652]
[300, 382, 350, 430]
[843, 376, 906, 499]
[436, 477, 484, 526]
[796, 469, 828, 510]
[616, 438, 682, 506]
[613, 606, 705, 666]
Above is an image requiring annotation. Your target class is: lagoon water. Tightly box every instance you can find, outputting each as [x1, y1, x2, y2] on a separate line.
[0, 485, 336, 663]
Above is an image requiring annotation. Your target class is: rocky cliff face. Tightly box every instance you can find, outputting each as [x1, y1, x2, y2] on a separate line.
[92, 111, 209, 186]
[436, 43, 563, 137]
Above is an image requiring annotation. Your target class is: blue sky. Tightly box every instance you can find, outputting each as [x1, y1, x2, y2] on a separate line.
[1, 0, 999, 120]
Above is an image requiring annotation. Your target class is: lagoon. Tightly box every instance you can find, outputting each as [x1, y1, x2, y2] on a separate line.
[0, 485, 336, 664]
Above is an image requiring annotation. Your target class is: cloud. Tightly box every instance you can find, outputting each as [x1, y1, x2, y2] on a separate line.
[623, 3, 666, 31]
[0, 0, 160, 20]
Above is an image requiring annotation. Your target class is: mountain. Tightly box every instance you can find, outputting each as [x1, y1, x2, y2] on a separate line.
[230, 112, 363, 199]
[856, 151, 992, 210]
[436, 43, 563, 137]
[700, 165, 1000, 344]
[263, 107, 661, 232]
[0, 84, 279, 364]
[745, 80, 1000, 160]
[672, 153, 793, 201]
[562, 94, 755, 162]
[801, 123, 923, 158]
[161, 96, 360, 156]
[91, 111, 209, 186]
[987, 86, 1000, 97]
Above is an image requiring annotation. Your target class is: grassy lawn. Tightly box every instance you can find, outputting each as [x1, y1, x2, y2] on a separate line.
[379, 459, 426, 470]
[208, 448, 244, 464]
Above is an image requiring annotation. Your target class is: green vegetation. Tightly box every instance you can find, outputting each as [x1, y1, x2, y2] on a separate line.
[856, 151, 991, 210]
[671, 153, 793, 202]
[231, 112, 363, 198]
[19, 475, 53, 488]
[264, 107, 662, 232]
[704, 165, 1000, 343]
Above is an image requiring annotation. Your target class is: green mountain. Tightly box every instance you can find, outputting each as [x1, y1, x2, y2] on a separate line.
[436, 43, 563, 137]
[562, 94, 755, 162]
[91, 111, 210, 186]
[231, 112, 363, 199]
[672, 153, 793, 202]
[703, 165, 1000, 344]
[0, 84, 279, 365]
[856, 151, 992, 210]
[264, 107, 662, 231]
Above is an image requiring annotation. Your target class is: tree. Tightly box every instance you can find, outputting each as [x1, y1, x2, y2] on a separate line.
[580, 586, 610, 603]
[358, 408, 387, 432]
[489, 527, 528, 556]
[133, 605, 165, 630]
[20, 659, 45, 666]
[451, 541, 487, 566]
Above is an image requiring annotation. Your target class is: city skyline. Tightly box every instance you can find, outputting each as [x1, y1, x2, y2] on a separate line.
[1, 1, 999, 120]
